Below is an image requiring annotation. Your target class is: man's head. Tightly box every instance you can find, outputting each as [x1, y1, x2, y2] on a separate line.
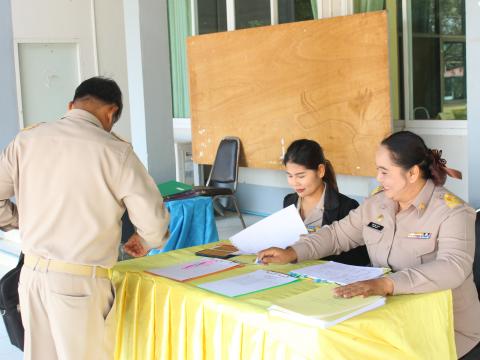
[68, 77, 123, 132]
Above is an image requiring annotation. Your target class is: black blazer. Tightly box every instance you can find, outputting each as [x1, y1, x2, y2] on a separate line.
[283, 187, 370, 266]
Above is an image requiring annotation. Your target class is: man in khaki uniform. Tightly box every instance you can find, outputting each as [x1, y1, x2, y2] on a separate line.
[0, 77, 169, 359]
[259, 132, 480, 358]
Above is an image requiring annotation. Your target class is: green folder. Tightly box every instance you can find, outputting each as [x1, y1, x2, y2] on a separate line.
[157, 180, 193, 197]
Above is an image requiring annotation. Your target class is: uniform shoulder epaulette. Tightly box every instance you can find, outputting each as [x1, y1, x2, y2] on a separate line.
[21, 122, 44, 132]
[370, 186, 384, 196]
[443, 193, 463, 209]
[111, 132, 131, 144]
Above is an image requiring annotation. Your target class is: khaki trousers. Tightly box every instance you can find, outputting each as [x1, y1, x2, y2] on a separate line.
[18, 265, 116, 360]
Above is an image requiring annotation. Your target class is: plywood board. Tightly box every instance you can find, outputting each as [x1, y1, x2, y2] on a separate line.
[187, 11, 391, 176]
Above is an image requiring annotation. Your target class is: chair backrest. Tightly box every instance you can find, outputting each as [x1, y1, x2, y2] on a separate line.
[206, 137, 240, 189]
[474, 209, 480, 297]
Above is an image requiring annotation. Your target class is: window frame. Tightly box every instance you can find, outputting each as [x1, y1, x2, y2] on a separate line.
[401, 0, 466, 128]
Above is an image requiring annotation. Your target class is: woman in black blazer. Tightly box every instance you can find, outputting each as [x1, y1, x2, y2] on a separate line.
[283, 139, 370, 266]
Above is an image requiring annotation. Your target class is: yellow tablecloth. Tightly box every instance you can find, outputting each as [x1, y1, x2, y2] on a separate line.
[112, 243, 457, 360]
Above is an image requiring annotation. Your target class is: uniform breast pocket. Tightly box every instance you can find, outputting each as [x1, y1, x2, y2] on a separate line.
[363, 227, 384, 246]
[400, 231, 437, 264]
[412, 237, 437, 258]
[363, 227, 384, 262]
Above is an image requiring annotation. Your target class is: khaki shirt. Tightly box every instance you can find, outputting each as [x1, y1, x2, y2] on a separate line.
[291, 179, 480, 357]
[297, 183, 325, 233]
[0, 109, 169, 268]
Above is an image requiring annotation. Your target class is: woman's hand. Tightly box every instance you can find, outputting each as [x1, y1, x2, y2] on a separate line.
[257, 247, 298, 264]
[333, 277, 394, 298]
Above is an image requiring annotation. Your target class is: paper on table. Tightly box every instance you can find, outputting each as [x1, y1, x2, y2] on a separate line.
[289, 261, 384, 285]
[197, 270, 298, 297]
[269, 284, 385, 328]
[230, 205, 308, 254]
[147, 258, 241, 282]
[270, 283, 384, 318]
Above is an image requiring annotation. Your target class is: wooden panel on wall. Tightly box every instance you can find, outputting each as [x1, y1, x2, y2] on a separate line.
[187, 11, 391, 177]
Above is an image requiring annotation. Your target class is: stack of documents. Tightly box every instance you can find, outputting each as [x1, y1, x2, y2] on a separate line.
[147, 258, 241, 282]
[230, 205, 308, 254]
[198, 270, 298, 297]
[289, 261, 385, 285]
[269, 284, 385, 328]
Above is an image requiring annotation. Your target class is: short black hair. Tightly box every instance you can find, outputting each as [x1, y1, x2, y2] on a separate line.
[73, 77, 123, 122]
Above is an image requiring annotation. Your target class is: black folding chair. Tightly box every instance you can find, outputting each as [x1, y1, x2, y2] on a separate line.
[195, 137, 246, 229]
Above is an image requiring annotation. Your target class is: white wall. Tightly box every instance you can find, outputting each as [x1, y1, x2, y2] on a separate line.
[94, 0, 132, 140]
[122, 0, 175, 183]
[11, 0, 97, 82]
[9, 0, 176, 184]
[0, 0, 19, 150]
[10, 0, 132, 140]
[406, 127, 468, 201]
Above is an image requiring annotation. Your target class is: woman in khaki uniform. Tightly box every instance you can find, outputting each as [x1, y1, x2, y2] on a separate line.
[258, 131, 480, 359]
[282, 139, 369, 266]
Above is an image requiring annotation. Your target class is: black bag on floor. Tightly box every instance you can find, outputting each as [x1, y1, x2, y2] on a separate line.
[0, 253, 24, 351]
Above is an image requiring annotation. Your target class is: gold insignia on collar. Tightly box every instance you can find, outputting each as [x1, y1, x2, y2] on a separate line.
[418, 202, 426, 210]
[370, 186, 384, 196]
[376, 214, 384, 222]
[443, 193, 463, 209]
[21, 122, 44, 131]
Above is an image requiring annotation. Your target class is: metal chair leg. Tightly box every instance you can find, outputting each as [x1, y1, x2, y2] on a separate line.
[230, 195, 246, 229]
[212, 196, 226, 216]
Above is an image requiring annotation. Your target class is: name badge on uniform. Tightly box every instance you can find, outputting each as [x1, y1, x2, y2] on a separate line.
[367, 222, 384, 231]
[407, 232, 432, 240]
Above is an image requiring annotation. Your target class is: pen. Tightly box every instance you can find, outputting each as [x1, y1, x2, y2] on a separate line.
[182, 259, 216, 270]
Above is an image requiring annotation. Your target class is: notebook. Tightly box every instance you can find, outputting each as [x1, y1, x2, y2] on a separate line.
[197, 270, 298, 297]
[157, 180, 193, 198]
[146, 258, 241, 282]
[269, 284, 386, 328]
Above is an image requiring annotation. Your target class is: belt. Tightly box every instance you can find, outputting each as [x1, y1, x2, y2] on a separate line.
[24, 254, 110, 278]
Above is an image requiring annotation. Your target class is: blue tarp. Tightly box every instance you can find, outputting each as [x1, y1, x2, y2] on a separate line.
[148, 196, 219, 255]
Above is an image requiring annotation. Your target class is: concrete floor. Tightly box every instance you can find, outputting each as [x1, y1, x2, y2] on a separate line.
[215, 211, 263, 239]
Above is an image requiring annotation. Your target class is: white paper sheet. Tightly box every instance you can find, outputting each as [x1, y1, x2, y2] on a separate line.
[230, 205, 308, 254]
[198, 270, 298, 297]
[290, 261, 385, 285]
[147, 258, 239, 281]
